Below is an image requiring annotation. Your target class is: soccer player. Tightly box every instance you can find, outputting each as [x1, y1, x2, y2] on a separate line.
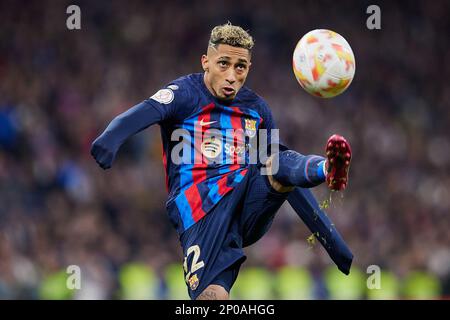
[91, 23, 353, 300]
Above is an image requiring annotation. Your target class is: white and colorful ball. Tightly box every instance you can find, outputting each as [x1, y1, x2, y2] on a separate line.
[292, 29, 356, 98]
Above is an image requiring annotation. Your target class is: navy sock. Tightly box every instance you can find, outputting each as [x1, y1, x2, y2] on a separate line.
[271, 150, 326, 188]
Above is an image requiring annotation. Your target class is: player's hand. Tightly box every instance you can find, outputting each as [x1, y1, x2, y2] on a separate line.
[325, 134, 352, 191]
[90, 136, 118, 170]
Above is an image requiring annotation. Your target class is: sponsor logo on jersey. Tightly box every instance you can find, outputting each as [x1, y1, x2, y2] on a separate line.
[224, 143, 246, 155]
[201, 136, 222, 159]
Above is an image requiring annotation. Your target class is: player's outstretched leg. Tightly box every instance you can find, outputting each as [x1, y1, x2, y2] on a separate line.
[267, 134, 352, 192]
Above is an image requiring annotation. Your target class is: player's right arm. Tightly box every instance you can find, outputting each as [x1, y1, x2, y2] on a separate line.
[91, 86, 189, 169]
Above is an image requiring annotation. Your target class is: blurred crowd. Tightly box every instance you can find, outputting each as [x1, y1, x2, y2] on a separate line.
[0, 0, 449, 299]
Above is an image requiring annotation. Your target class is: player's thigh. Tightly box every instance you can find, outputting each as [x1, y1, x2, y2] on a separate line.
[197, 261, 242, 300]
[180, 195, 246, 300]
[240, 165, 291, 246]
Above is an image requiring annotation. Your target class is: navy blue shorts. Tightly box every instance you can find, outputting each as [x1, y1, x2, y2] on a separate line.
[179, 164, 290, 299]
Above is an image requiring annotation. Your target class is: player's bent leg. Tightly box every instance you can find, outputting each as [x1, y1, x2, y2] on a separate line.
[196, 284, 229, 300]
[266, 134, 352, 192]
[266, 154, 295, 193]
[266, 150, 326, 191]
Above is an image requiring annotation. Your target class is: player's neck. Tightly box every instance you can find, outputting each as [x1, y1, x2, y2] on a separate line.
[202, 73, 215, 97]
[202, 73, 234, 105]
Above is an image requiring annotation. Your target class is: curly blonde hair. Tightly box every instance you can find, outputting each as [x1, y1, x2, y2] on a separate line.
[209, 22, 254, 51]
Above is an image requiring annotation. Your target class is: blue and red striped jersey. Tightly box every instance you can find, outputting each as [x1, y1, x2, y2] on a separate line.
[144, 73, 278, 234]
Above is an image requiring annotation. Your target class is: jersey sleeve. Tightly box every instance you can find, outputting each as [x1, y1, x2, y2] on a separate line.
[142, 82, 194, 124]
[92, 82, 193, 155]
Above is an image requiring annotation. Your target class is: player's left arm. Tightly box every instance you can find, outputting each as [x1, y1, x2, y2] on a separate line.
[90, 101, 164, 169]
[91, 85, 190, 169]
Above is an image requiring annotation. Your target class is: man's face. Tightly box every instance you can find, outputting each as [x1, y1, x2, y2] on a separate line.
[201, 44, 251, 101]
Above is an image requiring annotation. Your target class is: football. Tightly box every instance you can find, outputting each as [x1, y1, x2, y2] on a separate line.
[292, 29, 356, 98]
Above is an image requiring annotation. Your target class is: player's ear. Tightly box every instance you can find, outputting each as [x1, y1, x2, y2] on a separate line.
[201, 54, 209, 72]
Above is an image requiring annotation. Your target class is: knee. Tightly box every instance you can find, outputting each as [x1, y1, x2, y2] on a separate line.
[266, 154, 295, 193]
[196, 284, 229, 300]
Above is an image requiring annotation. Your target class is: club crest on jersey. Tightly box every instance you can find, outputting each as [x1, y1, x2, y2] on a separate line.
[245, 119, 257, 138]
[188, 274, 199, 290]
[201, 136, 222, 160]
[150, 88, 174, 104]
